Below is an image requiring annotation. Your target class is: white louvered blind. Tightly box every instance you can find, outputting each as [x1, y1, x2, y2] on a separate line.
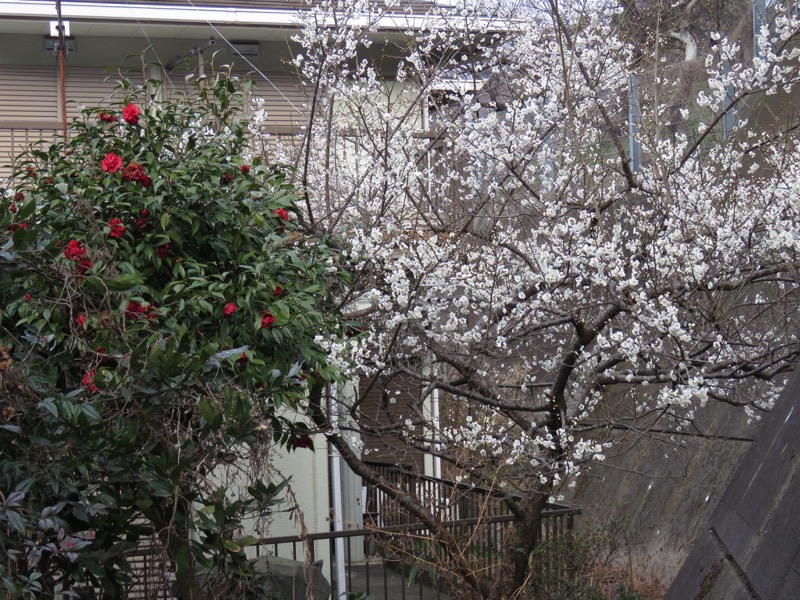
[0, 66, 60, 176]
[65, 67, 132, 121]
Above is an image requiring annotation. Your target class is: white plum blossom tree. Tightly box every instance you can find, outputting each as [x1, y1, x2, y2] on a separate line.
[267, 0, 800, 597]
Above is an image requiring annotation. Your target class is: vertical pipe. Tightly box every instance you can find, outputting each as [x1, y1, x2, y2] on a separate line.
[753, 0, 767, 60]
[723, 60, 737, 140]
[345, 537, 352, 592]
[628, 73, 642, 172]
[330, 385, 348, 598]
[365, 549, 371, 596]
[432, 388, 442, 480]
[383, 557, 389, 599]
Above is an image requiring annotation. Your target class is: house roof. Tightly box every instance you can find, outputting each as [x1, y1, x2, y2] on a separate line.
[0, 0, 455, 31]
[45, 0, 442, 10]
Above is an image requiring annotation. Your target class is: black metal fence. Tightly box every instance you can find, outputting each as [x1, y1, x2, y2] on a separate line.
[244, 463, 579, 600]
[121, 466, 579, 599]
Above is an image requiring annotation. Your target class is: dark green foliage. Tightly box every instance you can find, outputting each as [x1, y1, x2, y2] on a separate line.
[0, 72, 348, 598]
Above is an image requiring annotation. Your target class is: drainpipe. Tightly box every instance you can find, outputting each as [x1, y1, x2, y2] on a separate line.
[329, 385, 348, 598]
[432, 387, 442, 480]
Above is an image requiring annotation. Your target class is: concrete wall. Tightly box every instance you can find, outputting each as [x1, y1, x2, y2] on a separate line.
[568, 396, 763, 588]
[666, 370, 800, 600]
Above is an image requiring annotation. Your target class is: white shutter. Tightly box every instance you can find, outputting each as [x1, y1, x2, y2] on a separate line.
[0, 66, 60, 179]
[64, 67, 130, 121]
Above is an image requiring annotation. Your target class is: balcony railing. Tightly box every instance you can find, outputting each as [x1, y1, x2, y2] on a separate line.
[118, 466, 579, 599]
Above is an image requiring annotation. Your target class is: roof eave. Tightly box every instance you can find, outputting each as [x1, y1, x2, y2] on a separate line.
[0, 0, 500, 32]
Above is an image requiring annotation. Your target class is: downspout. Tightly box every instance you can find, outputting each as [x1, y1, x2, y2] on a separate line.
[329, 385, 348, 598]
[432, 387, 442, 479]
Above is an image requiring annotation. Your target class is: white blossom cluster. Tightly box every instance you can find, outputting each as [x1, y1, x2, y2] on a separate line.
[264, 0, 800, 495]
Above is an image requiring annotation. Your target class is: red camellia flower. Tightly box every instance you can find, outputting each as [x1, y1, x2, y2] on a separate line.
[273, 208, 289, 220]
[8, 203, 17, 214]
[121, 162, 151, 187]
[156, 243, 170, 258]
[125, 300, 147, 319]
[122, 103, 140, 125]
[239, 352, 249, 366]
[121, 163, 140, 182]
[99, 113, 118, 123]
[24, 294, 32, 302]
[260, 310, 276, 329]
[294, 434, 312, 449]
[273, 285, 283, 296]
[108, 217, 126, 239]
[240, 164, 250, 175]
[82, 370, 99, 394]
[63, 239, 87, 261]
[76, 259, 94, 275]
[101, 152, 123, 174]
[76, 314, 87, 328]
[13, 192, 24, 202]
[126, 300, 157, 321]
[135, 209, 151, 231]
[223, 302, 237, 317]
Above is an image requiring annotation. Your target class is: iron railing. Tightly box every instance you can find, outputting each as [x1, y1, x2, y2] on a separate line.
[120, 467, 579, 599]
[361, 461, 580, 583]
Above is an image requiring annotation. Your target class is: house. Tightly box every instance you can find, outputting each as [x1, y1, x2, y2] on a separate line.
[0, 0, 461, 174]
[0, 0, 463, 595]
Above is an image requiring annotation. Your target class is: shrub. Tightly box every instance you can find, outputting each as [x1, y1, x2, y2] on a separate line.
[0, 72, 348, 599]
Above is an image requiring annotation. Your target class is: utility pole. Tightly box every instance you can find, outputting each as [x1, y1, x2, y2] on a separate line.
[55, 0, 67, 138]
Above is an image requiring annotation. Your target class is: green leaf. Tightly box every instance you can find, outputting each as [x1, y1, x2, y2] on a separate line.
[80, 404, 102, 422]
[160, 213, 170, 231]
[174, 545, 190, 575]
[16, 198, 36, 222]
[236, 535, 258, 547]
[197, 400, 216, 425]
[407, 562, 419, 586]
[147, 479, 173, 498]
[40, 398, 58, 417]
[4, 510, 26, 534]
[11, 226, 33, 250]
[105, 272, 144, 291]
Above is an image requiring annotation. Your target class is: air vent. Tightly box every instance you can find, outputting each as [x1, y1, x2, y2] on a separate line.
[231, 41, 259, 57]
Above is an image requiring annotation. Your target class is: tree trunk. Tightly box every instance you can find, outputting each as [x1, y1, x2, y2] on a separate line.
[493, 494, 548, 600]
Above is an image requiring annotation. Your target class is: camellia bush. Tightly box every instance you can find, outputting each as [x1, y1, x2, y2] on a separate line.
[0, 73, 348, 599]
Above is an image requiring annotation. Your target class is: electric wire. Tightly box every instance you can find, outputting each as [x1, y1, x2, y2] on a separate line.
[166, 0, 307, 116]
[119, 0, 176, 93]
